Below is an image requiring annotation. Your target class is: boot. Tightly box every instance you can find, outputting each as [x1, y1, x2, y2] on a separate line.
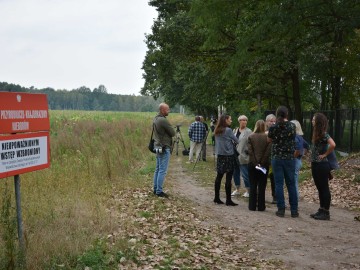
[213, 198, 224, 204]
[214, 181, 224, 204]
[314, 209, 330, 220]
[276, 208, 285, 217]
[225, 183, 238, 206]
[310, 208, 322, 218]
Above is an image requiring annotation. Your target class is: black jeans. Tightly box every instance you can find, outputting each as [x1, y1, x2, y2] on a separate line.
[248, 163, 268, 211]
[311, 162, 331, 210]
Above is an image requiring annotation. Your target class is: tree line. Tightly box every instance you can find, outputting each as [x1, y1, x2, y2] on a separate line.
[141, 0, 360, 122]
[0, 82, 162, 112]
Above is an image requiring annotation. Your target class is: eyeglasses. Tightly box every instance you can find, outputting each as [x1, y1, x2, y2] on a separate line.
[239, 119, 247, 121]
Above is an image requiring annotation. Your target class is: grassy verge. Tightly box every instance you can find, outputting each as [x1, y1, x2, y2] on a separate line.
[0, 111, 183, 269]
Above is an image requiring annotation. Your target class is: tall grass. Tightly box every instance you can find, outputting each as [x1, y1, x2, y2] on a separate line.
[0, 110, 192, 269]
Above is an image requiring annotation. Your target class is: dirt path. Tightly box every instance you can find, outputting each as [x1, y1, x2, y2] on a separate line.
[168, 154, 360, 270]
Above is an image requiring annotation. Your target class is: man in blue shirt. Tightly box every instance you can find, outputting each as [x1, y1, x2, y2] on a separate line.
[188, 116, 206, 163]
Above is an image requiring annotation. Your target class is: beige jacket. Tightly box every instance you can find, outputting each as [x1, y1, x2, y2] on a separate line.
[233, 127, 252, 164]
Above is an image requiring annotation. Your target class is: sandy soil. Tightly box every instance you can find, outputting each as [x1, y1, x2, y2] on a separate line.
[168, 152, 360, 270]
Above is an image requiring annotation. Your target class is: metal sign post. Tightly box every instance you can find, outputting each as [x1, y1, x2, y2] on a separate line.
[0, 91, 50, 264]
[14, 174, 25, 251]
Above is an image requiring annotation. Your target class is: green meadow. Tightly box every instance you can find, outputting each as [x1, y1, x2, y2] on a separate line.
[0, 110, 194, 269]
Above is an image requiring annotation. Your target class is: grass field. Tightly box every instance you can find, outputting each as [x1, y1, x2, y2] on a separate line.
[0, 110, 194, 269]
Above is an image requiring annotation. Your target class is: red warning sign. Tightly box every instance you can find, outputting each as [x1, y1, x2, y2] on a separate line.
[0, 92, 50, 134]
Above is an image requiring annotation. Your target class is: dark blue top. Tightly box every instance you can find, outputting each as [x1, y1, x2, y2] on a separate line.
[295, 135, 309, 159]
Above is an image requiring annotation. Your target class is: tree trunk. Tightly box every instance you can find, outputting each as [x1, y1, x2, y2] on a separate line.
[291, 67, 302, 123]
[332, 76, 342, 143]
[257, 93, 262, 112]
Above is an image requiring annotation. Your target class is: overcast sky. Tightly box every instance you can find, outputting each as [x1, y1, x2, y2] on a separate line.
[0, 0, 157, 95]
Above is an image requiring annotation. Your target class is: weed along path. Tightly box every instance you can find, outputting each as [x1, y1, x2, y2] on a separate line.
[167, 153, 360, 270]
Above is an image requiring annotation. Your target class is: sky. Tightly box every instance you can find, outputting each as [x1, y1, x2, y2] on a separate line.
[0, 0, 158, 95]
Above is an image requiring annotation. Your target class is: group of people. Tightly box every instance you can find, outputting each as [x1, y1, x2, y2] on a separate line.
[213, 106, 336, 220]
[151, 103, 336, 220]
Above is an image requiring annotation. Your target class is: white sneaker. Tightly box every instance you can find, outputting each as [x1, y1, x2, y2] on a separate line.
[231, 190, 239, 196]
[242, 192, 249, 198]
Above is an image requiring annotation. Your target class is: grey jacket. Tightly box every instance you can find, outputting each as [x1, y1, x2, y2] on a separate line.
[215, 127, 239, 156]
[233, 127, 252, 164]
[153, 114, 175, 148]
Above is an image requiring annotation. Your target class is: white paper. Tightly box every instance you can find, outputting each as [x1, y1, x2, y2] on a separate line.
[255, 165, 267, 174]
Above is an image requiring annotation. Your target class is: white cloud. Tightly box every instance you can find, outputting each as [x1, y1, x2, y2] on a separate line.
[0, 0, 157, 95]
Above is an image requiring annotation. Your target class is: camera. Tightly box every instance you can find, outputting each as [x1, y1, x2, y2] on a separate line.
[175, 124, 181, 131]
[154, 146, 166, 154]
[210, 116, 217, 124]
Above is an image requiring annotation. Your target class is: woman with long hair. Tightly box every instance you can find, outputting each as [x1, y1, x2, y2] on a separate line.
[213, 114, 239, 206]
[310, 113, 336, 220]
[267, 106, 298, 218]
[248, 120, 271, 211]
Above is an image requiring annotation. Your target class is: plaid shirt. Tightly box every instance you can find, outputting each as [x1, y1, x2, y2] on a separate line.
[188, 121, 206, 142]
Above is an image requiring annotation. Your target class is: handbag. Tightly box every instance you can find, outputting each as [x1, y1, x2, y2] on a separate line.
[233, 143, 240, 166]
[233, 143, 240, 157]
[327, 150, 339, 170]
[148, 124, 156, 153]
[321, 143, 339, 171]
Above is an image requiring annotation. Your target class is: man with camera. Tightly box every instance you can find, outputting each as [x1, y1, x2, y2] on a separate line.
[153, 103, 176, 198]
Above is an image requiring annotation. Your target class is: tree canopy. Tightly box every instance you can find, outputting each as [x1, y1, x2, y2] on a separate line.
[141, 0, 360, 119]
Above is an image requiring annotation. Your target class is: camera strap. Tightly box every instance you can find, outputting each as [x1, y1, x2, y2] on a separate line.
[150, 124, 154, 140]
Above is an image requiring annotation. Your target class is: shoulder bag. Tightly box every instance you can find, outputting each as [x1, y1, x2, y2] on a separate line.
[148, 124, 156, 153]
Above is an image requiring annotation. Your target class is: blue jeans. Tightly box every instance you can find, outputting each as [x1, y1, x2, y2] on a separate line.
[271, 159, 298, 213]
[153, 148, 171, 194]
[233, 164, 250, 188]
[294, 158, 302, 198]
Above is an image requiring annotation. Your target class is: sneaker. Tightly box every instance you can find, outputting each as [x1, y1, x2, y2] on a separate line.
[242, 192, 249, 198]
[156, 192, 169, 198]
[231, 190, 240, 196]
